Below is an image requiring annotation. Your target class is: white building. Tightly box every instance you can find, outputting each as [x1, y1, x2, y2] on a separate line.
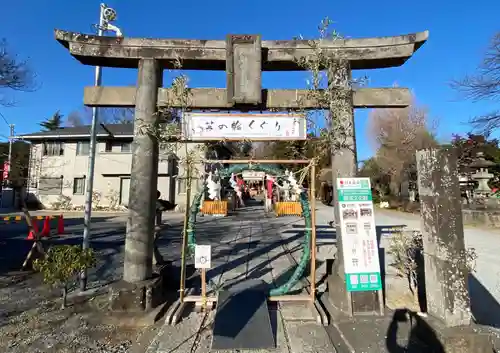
[19, 124, 206, 210]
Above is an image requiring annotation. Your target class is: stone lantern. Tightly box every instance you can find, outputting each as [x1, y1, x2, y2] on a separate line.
[469, 152, 496, 197]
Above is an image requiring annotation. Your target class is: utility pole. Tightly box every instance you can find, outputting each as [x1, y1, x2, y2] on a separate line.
[8, 124, 15, 210]
[80, 3, 123, 291]
[8, 124, 14, 174]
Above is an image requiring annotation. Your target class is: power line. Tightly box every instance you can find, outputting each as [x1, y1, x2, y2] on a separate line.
[0, 111, 9, 127]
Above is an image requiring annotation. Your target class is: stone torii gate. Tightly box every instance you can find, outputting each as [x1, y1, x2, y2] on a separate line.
[54, 29, 428, 315]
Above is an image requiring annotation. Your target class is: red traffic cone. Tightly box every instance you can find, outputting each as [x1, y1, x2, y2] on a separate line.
[26, 219, 39, 240]
[57, 214, 64, 235]
[41, 216, 51, 237]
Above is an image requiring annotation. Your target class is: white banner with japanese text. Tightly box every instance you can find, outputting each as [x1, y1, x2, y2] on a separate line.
[182, 113, 307, 141]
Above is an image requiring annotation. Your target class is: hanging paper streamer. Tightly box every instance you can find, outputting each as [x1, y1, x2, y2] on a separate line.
[206, 171, 221, 200]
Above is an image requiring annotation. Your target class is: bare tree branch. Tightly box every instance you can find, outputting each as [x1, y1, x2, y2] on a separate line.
[451, 33, 500, 101]
[65, 107, 134, 126]
[107, 107, 134, 124]
[468, 110, 500, 134]
[451, 32, 500, 132]
[66, 110, 85, 127]
[367, 99, 438, 193]
[0, 39, 36, 106]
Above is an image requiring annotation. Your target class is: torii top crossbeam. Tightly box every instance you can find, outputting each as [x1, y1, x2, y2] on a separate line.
[54, 30, 428, 71]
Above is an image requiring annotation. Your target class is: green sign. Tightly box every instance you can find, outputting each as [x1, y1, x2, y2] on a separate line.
[338, 189, 372, 202]
[346, 272, 382, 291]
[337, 177, 382, 292]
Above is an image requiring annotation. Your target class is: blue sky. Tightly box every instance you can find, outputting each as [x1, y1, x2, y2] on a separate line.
[0, 0, 499, 161]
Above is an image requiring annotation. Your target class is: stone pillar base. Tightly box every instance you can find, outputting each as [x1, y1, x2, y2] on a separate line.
[327, 259, 382, 315]
[413, 317, 494, 353]
[102, 274, 172, 327]
[327, 259, 351, 315]
[108, 275, 163, 312]
[439, 331, 493, 353]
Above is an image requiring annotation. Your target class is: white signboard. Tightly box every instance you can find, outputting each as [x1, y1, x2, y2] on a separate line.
[337, 177, 382, 292]
[242, 171, 265, 180]
[183, 113, 307, 141]
[194, 244, 212, 269]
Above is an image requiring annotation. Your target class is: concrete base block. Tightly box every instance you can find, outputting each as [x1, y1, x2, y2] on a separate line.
[108, 275, 163, 312]
[327, 259, 382, 315]
[441, 332, 493, 353]
[101, 301, 170, 327]
[325, 307, 497, 353]
[414, 316, 495, 353]
[280, 302, 316, 321]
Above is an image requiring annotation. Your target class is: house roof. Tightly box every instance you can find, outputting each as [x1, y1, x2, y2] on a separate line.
[17, 124, 134, 140]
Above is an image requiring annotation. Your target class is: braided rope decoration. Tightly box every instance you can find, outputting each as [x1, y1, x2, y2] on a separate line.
[186, 163, 312, 296]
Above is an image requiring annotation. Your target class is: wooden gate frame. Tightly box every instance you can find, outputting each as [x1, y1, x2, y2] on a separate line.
[169, 159, 322, 322]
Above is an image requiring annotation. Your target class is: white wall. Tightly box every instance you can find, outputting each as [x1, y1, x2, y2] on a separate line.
[27, 140, 204, 209]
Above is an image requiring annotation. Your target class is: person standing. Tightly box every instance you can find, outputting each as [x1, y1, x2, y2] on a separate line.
[236, 175, 246, 207]
[265, 175, 274, 212]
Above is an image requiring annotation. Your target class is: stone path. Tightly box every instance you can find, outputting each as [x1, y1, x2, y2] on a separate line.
[146, 205, 336, 353]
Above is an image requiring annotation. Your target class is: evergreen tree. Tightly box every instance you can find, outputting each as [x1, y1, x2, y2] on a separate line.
[39, 111, 63, 131]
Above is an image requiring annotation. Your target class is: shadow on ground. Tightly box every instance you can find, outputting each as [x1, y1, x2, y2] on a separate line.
[469, 273, 500, 328]
[385, 309, 444, 353]
[0, 216, 125, 276]
[187, 214, 308, 293]
[288, 223, 337, 242]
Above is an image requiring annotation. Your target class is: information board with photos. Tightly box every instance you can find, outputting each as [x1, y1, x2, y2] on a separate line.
[337, 177, 382, 292]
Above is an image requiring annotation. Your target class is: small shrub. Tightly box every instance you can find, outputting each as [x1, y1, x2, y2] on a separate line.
[388, 230, 478, 296]
[92, 191, 102, 210]
[105, 187, 121, 210]
[51, 195, 73, 210]
[387, 230, 423, 295]
[33, 245, 96, 309]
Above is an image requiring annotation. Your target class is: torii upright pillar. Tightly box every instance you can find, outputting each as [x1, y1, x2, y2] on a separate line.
[124, 59, 163, 283]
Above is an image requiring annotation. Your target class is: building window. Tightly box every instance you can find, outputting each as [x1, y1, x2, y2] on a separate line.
[73, 177, 86, 195]
[38, 176, 63, 195]
[121, 142, 131, 153]
[43, 142, 64, 156]
[105, 141, 132, 153]
[76, 141, 90, 156]
[177, 178, 186, 194]
[105, 141, 113, 152]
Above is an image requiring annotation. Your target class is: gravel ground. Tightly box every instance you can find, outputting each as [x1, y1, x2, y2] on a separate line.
[0, 212, 222, 353]
[0, 272, 143, 353]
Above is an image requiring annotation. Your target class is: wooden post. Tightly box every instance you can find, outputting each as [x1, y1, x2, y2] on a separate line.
[201, 268, 207, 311]
[179, 168, 192, 303]
[21, 207, 45, 270]
[310, 164, 317, 302]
